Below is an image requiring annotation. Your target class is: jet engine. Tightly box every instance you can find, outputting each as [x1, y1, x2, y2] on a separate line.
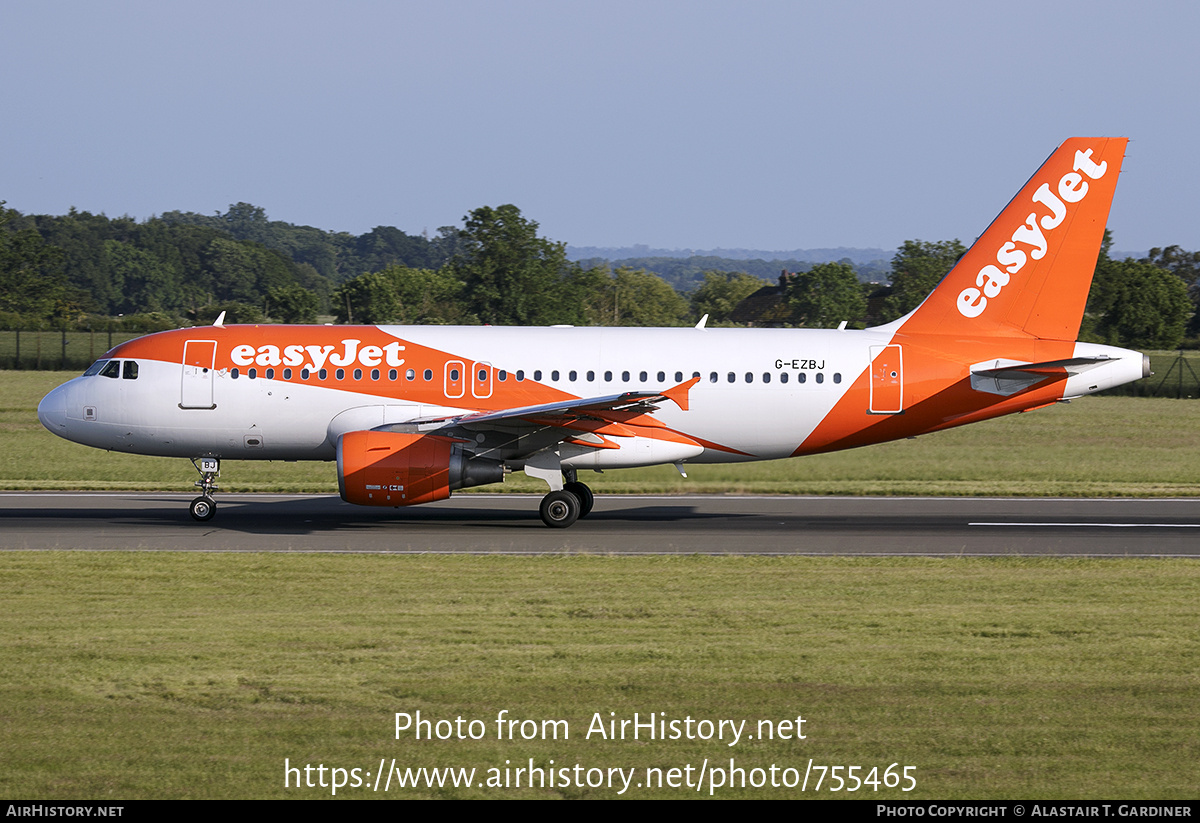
[336, 430, 504, 507]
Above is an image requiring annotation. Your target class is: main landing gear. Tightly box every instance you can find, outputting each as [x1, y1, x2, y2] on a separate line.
[564, 481, 594, 518]
[538, 474, 596, 529]
[189, 457, 220, 522]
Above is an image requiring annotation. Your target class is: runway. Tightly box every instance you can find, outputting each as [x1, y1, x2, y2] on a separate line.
[2, 493, 1199, 555]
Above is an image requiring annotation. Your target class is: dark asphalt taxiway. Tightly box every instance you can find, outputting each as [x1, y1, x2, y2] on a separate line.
[2, 493, 1199, 555]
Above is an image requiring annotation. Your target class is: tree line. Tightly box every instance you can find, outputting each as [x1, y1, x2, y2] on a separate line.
[1, 199, 1197, 350]
[880, 236, 1199, 349]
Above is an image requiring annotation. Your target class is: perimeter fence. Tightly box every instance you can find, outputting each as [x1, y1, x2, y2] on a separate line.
[0, 328, 143, 372]
[1121, 350, 1200, 398]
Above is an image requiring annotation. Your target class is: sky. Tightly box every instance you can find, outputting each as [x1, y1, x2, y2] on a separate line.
[2, 0, 1197, 254]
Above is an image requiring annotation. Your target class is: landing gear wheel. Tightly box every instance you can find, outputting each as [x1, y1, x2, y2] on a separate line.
[540, 489, 581, 528]
[189, 457, 221, 521]
[189, 495, 216, 522]
[564, 481, 594, 518]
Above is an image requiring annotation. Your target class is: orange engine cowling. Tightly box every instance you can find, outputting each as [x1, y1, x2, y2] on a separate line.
[336, 430, 504, 507]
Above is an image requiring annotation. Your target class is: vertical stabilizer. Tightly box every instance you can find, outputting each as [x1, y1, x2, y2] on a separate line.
[897, 137, 1127, 341]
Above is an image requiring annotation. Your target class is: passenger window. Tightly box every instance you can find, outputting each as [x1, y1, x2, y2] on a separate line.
[534, 370, 543, 381]
[231, 368, 240, 379]
[122, 361, 139, 380]
[727, 372, 735, 383]
[657, 371, 665, 382]
[586, 370, 594, 381]
[371, 369, 380, 380]
[498, 370, 507, 381]
[816, 373, 824, 384]
[639, 371, 647, 382]
[780, 372, 789, 384]
[833, 373, 842, 384]
[248, 368, 257, 379]
[265, 368, 275, 379]
[622, 371, 630, 382]
[551, 370, 560, 381]
[675, 371, 683, 382]
[301, 368, 310, 380]
[335, 368, 344, 380]
[709, 372, 718, 383]
[745, 372, 753, 383]
[389, 369, 398, 381]
[798, 373, 806, 384]
[516, 370, 525, 381]
[100, 360, 121, 379]
[405, 368, 415, 381]
[423, 369, 432, 381]
[318, 368, 327, 380]
[283, 368, 293, 379]
[604, 371, 613, 382]
[353, 368, 363, 380]
[568, 370, 577, 382]
[450, 368, 460, 381]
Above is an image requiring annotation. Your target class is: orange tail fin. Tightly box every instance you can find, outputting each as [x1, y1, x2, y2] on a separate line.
[897, 137, 1127, 341]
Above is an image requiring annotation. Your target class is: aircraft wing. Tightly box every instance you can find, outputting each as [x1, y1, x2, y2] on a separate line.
[407, 376, 700, 428]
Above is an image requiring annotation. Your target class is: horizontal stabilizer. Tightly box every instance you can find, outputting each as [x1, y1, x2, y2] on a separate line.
[969, 356, 1111, 396]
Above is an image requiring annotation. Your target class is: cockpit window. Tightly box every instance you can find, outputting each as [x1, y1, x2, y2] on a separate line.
[99, 360, 121, 379]
[122, 361, 139, 380]
[83, 360, 108, 376]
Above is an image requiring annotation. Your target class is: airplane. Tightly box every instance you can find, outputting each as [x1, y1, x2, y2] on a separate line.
[37, 137, 1149, 527]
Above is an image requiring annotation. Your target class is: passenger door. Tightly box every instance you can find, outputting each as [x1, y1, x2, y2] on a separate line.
[181, 340, 217, 409]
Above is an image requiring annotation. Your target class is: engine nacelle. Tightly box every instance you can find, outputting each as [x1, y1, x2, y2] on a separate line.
[337, 430, 504, 507]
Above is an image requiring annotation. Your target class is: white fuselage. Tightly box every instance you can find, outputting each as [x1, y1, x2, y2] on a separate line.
[38, 324, 1146, 471]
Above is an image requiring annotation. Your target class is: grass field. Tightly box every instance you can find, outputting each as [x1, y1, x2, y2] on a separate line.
[6, 370, 1200, 496]
[1, 553, 1197, 799]
[4, 371, 1199, 799]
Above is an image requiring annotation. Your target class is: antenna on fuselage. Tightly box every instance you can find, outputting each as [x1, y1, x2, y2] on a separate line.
[695, 314, 709, 329]
[212, 311, 226, 328]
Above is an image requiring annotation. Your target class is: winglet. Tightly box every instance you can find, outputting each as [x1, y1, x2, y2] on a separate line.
[661, 376, 701, 411]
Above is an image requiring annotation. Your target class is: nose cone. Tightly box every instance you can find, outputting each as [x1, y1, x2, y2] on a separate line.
[37, 384, 69, 434]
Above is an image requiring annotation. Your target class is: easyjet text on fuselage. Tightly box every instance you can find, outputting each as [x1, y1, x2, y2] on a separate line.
[229, 339, 406, 372]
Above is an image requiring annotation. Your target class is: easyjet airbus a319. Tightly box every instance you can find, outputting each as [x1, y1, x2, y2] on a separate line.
[38, 138, 1149, 527]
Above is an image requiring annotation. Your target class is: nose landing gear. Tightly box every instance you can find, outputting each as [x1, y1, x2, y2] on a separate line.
[189, 495, 216, 521]
[189, 457, 220, 522]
